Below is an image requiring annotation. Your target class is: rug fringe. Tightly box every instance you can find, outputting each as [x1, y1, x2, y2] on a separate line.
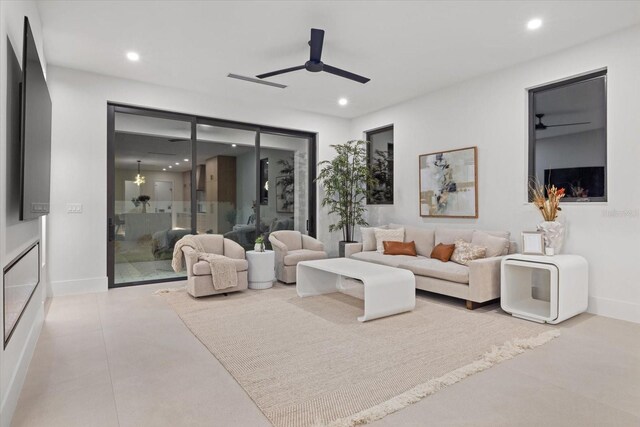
[323, 329, 561, 427]
[153, 286, 185, 295]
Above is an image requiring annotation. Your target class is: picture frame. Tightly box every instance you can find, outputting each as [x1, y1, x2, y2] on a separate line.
[418, 146, 478, 218]
[521, 231, 545, 255]
[276, 175, 294, 213]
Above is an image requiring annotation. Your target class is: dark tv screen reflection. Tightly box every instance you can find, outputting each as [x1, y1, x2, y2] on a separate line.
[544, 167, 605, 199]
[20, 17, 52, 221]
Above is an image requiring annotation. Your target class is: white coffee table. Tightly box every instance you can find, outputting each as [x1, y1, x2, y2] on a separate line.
[246, 250, 275, 289]
[296, 258, 416, 322]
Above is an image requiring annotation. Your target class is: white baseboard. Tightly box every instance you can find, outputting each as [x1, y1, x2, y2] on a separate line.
[50, 276, 108, 296]
[588, 296, 640, 324]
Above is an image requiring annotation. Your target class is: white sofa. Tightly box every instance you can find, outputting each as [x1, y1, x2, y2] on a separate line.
[345, 224, 516, 309]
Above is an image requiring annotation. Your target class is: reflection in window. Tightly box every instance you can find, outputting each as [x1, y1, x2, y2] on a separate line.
[528, 70, 607, 202]
[366, 125, 394, 205]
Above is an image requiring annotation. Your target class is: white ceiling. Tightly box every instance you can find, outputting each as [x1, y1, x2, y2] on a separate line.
[37, 1, 640, 118]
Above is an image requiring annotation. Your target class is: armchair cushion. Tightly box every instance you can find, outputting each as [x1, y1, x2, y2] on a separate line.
[272, 230, 303, 251]
[193, 258, 248, 275]
[195, 234, 224, 255]
[302, 234, 324, 251]
[223, 238, 246, 260]
[284, 249, 327, 266]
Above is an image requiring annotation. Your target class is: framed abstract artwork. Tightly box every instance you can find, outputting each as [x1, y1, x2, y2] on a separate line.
[419, 146, 478, 218]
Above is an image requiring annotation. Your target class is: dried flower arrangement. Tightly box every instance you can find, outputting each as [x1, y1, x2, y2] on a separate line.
[529, 178, 565, 221]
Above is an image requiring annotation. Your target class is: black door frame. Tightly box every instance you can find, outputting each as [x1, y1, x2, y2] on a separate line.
[106, 103, 317, 288]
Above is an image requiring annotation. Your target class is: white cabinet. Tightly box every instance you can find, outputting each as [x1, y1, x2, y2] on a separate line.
[501, 254, 588, 324]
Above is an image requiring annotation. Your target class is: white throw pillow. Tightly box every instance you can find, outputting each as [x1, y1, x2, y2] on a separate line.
[374, 228, 405, 253]
[360, 225, 387, 251]
[471, 231, 510, 257]
[450, 239, 487, 265]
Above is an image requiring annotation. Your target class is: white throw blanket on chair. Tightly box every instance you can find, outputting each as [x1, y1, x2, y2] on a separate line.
[172, 235, 238, 290]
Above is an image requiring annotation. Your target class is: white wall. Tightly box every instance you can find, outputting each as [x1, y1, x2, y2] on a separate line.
[350, 25, 640, 323]
[0, 1, 48, 424]
[47, 66, 350, 295]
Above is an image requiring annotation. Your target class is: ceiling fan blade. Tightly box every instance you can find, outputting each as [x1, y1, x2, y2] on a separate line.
[256, 65, 305, 79]
[323, 64, 370, 84]
[309, 28, 325, 62]
[544, 121, 591, 128]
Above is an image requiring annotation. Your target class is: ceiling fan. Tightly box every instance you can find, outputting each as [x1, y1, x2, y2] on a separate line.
[535, 113, 590, 130]
[256, 28, 370, 84]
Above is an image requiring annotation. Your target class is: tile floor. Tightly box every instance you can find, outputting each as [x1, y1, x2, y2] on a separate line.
[11, 283, 640, 427]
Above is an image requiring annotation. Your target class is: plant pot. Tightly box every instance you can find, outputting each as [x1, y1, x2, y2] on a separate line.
[537, 221, 565, 253]
[254, 243, 265, 252]
[338, 240, 356, 258]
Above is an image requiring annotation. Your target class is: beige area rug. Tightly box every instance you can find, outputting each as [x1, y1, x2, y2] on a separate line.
[159, 284, 559, 427]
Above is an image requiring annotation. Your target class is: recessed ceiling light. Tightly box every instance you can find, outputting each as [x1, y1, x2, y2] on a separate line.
[126, 51, 140, 61]
[183, 158, 189, 162]
[527, 18, 542, 30]
[162, 168, 166, 171]
[231, 143, 237, 147]
[168, 165, 172, 169]
[175, 162, 180, 165]
[338, 97, 348, 106]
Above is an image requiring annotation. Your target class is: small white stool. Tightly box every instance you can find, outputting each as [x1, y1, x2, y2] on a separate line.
[246, 250, 275, 289]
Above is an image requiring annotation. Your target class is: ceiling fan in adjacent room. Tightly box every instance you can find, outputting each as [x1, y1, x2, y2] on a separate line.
[256, 28, 370, 84]
[535, 113, 590, 130]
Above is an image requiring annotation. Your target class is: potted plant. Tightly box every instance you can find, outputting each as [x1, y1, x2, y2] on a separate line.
[254, 235, 265, 252]
[316, 140, 375, 257]
[529, 178, 566, 254]
[137, 195, 151, 213]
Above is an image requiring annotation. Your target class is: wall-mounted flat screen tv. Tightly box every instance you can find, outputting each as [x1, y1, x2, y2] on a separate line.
[20, 16, 52, 221]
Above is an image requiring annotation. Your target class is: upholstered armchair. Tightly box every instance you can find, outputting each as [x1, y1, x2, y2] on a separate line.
[269, 230, 327, 284]
[181, 234, 248, 297]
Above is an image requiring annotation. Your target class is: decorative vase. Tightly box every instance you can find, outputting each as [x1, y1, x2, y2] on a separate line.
[141, 204, 147, 213]
[537, 221, 564, 253]
[254, 243, 264, 252]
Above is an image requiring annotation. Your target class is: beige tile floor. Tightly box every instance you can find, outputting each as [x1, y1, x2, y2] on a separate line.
[12, 282, 640, 427]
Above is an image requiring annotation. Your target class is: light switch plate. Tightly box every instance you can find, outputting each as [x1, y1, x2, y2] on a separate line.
[67, 203, 83, 213]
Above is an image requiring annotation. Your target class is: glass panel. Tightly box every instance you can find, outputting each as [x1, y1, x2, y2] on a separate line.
[366, 126, 394, 204]
[113, 112, 191, 284]
[529, 74, 607, 202]
[195, 124, 257, 250]
[259, 133, 309, 245]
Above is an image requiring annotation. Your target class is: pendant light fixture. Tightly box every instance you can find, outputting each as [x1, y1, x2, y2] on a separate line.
[134, 160, 146, 186]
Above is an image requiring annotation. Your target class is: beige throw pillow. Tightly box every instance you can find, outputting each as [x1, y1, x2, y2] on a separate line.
[471, 231, 510, 257]
[451, 239, 487, 265]
[374, 228, 404, 253]
[360, 225, 387, 251]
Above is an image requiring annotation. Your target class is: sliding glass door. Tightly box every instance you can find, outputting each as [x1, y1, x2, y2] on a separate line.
[107, 105, 316, 287]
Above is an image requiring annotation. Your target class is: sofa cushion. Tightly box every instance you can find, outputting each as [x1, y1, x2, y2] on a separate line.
[284, 249, 327, 266]
[273, 230, 302, 251]
[450, 240, 487, 265]
[374, 228, 404, 253]
[389, 223, 435, 257]
[193, 258, 248, 275]
[435, 228, 474, 245]
[383, 241, 417, 256]
[430, 243, 456, 262]
[359, 226, 387, 251]
[399, 258, 470, 284]
[351, 251, 427, 268]
[471, 230, 510, 257]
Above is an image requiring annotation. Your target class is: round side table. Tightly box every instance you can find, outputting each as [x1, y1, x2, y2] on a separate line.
[246, 250, 275, 289]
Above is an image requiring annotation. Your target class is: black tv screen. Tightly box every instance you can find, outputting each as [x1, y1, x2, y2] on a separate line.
[20, 17, 52, 221]
[544, 166, 605, 199]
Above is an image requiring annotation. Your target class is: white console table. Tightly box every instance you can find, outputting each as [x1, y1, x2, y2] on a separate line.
[501, 254, 588, 324]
